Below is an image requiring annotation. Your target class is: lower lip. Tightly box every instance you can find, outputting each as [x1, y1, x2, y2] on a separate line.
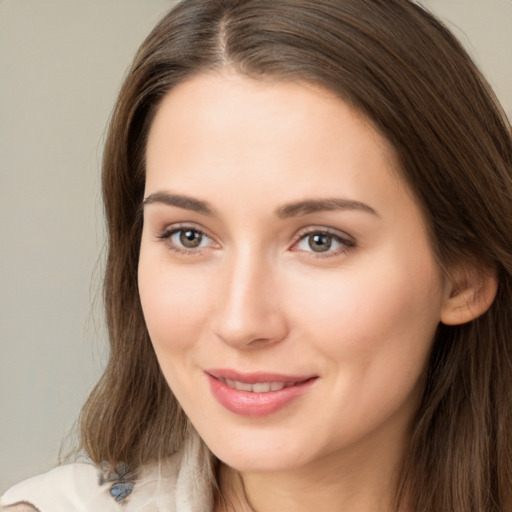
[207, 375, 316, 417]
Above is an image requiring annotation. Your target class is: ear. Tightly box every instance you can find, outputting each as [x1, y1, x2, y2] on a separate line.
[441, 265, 498, 326]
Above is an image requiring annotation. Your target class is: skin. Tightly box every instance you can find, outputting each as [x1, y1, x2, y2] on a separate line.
[138, 71, 454, 512]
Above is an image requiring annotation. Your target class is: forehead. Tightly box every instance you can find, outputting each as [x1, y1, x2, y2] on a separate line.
[147, 71, 393, 152]
[144, 71, 408, 217]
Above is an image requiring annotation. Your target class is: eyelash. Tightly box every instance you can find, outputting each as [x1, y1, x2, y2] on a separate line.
[156, 224, 355, 259]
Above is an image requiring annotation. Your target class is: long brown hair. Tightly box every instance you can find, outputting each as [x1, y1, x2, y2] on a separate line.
[80, 1, 512, 510]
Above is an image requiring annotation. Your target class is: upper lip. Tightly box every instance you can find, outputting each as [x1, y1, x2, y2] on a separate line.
[205, 368, 317, 384]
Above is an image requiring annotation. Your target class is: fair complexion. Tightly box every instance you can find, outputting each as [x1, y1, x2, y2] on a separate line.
[138, 72, 458, 512]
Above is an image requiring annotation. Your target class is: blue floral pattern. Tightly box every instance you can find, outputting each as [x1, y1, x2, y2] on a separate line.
[98, 462, 135, 503]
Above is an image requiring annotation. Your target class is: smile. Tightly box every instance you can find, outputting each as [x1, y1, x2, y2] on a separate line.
[205, 369, 318, 417]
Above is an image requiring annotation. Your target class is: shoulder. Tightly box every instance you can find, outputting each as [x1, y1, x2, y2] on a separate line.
[0, 463, 109, 512]
[1, 435, 212, 512]
[0, 456, 183, 512]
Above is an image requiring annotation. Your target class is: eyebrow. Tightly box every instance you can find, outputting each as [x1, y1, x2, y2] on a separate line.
[142, 192, 215, 215]
[275, 198, 379, 218]
[142, 192, 379, 218]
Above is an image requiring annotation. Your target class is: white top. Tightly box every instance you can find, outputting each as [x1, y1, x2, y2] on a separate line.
[0, 436, 213, 512]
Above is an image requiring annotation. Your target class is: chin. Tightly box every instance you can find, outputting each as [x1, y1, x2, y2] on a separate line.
[201, 428, 313, 473]
[216, 450, 303, 473]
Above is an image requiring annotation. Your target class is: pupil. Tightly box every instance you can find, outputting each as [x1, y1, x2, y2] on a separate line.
[309, 234, 332, 252]
[180, 230, 202, 248]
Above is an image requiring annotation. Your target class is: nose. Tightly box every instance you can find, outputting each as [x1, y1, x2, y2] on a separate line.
[211, 248, 289, 349]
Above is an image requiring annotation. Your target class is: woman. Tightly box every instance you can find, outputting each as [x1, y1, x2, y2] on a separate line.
[2, 0, 511, 510]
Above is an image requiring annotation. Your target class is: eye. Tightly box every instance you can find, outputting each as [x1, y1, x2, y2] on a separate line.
[293, 229, 353, 256]
[157, 226, 216, 253]
[174, 228, 206, 249]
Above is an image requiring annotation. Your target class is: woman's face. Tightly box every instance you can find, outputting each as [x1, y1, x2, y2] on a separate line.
[139, 72, 450, 473]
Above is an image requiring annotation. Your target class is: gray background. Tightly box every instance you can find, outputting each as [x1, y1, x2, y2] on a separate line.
[1, 0, 511, 494]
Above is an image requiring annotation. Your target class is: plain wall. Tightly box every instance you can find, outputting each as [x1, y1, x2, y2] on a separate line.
[1, 0, 511, 493]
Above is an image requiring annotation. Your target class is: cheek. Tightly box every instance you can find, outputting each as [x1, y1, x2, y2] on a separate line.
[138, 253, 213, 359]
[278, 255, 443, 447]
[287, 249, 444, 386]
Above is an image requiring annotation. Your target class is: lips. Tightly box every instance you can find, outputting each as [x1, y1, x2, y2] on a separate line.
[205, 369, 317, 417]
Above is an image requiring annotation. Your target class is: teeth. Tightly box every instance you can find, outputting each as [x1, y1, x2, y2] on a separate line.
[234, 381, 253, 391]
[252, 382, 271, 393]
[222, 378, 294, 393]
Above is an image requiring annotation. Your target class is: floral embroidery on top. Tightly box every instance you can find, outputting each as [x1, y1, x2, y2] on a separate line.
[98, 462, 135, 503]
